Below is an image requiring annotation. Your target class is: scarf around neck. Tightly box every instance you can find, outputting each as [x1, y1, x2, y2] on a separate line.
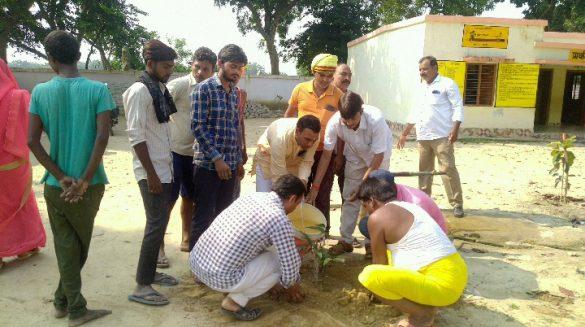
[138, 71, 177, 123]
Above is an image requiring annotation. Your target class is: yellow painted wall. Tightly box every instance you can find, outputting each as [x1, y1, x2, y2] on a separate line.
[546, 65, 585, 125]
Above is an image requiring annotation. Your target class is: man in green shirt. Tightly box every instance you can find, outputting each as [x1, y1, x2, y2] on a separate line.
[28, 30, 114, 326]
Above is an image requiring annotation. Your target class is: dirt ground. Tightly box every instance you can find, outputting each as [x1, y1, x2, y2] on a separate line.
[1, 118, 584, 327]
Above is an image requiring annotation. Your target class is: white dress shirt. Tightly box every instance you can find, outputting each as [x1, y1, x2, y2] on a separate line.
[123, 82, 173, 183]
[408, 75, 464, 141]
[167, 73, 198, 156]
[324, 104, 393, 166]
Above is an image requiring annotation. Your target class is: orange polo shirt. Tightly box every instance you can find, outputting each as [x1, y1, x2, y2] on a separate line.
[288, 80, 343, 151]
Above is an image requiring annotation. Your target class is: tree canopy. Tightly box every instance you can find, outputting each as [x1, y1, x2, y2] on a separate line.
[0, 0, 151, 69]
[511, 0, 585, 32]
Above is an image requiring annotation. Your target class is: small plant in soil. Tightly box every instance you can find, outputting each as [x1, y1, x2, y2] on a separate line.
[548, 134, 577, 203]
[301, 224, 344, 281]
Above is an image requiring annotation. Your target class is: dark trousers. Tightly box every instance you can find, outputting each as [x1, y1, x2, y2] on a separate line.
[190, 166, 237, 250]
[307, 150, 336, 233]
[136, 180, 172, 285]
[44, 184, 105, 319]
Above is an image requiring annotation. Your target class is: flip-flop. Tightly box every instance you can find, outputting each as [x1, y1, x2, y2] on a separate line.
[221, 307, 262, 321]
[153, 272, 179, 286]
[128, 292, 169, 306]
[157, 256, 170, 268]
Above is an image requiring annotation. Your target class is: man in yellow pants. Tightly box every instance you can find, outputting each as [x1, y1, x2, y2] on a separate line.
[355, 175, 467, 327]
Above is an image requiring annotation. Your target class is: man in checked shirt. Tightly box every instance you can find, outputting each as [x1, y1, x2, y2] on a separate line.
[189, 174, 305, 321]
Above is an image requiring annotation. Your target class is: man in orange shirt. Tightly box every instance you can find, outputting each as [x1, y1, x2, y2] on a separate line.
[285, 53, 343, 235]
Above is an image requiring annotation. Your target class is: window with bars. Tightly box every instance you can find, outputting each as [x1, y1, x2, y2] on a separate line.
[571, 75, 582, 100]
[464, 64, 497, 106]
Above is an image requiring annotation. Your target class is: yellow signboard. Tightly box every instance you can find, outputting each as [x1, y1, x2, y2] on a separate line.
[438, 61, 466, 97]
[569, 49, 585, 63]
[495, 63, 540, 108]
[462, 25, 509, 49]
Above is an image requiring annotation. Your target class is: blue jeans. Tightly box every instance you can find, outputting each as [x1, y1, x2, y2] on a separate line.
[358, 215, 370, 240]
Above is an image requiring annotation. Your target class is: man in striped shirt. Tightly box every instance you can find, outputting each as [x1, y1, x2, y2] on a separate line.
[190, 174, 306, 321]
[190, 44, 247, 250]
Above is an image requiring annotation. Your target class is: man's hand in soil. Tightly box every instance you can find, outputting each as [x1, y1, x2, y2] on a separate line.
[268, 284, 285, 301]
[214, 159, 232, 180]
[285, 283, 305, 303]
[147, 173, 163, 194]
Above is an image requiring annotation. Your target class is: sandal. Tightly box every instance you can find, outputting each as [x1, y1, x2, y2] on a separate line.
[153, 272, 179, 286]
[128, 291, 169, 306]
[221, 306, 262, 321]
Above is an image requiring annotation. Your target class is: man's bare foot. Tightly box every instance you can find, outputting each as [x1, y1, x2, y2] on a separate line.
[54, 307, 67, 318]
[17, 248, 40, 259]
[408, 307, 437, 327]
[180, 241, 189, 252]
[157, 248, 169, 268]
[68, 309, 111, 326]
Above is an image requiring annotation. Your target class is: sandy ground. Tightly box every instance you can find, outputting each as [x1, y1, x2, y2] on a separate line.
[1, 118, 584, 327]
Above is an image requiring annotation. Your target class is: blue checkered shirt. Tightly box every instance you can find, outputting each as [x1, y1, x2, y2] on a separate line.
[191, 75, 241, 170]
[189, 192, 301, 290]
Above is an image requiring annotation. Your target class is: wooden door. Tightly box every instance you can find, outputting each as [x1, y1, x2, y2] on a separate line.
[534, 69, 552, 125]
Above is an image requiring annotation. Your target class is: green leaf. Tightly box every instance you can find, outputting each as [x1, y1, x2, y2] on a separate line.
[567, 152, 575, 167]
[323, 258, 332, 266]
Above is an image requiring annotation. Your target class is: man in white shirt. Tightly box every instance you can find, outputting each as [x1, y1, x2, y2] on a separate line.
[124, 40, 179, 306]
[253, 115, 320, 192]
[397, 56, 464, 218]
[163, 47, 216, 259]
[308, 91, 393, 255]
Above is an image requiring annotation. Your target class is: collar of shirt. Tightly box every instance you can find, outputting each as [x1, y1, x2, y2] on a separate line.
[307, 79, 335, 98]
[210, 75, 235, 94]
[425, 74, 442, 87]
[188, 72, 198, 87]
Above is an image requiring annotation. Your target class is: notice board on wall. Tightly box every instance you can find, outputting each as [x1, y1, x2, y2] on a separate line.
[462, 25, 509, 49]
[569, 49, 585, 63]
[495, 63, 540, 108]
[438, 61, 466, 97]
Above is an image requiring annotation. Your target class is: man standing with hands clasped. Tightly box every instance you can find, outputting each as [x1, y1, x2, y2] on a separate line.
[397, 56, 465, 218]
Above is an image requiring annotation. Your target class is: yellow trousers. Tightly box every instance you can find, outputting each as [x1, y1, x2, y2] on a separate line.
[358, 252, 468, 307]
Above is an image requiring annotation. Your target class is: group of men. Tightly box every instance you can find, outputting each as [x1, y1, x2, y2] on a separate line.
[27, 29, 467, 327]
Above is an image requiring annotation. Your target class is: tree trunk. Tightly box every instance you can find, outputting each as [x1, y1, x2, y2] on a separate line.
[97, 45, 110, 70]
[265, 36, 280, 75]
[85, 45, 94, 70]
[0, 31, 8, 61]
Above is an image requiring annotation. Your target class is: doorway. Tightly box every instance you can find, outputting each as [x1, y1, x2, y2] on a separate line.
[562, 71, 585, 126]
[534, 69, 553, 125]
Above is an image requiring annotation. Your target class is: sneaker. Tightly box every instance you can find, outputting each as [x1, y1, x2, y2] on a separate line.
[453, 206, 464, 218]
[328, 241, 353, 256]
[364, 244, 372, 260]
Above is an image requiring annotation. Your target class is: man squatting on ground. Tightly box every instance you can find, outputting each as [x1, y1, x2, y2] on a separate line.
[124, 39, 179, 306]
[308, 91, 393, 257]
[28, 30, 115, 325]
[252, 115, 321, 191]
[190, 44, 247, 250]
[158, 47, 217, 268]
[189, 174, 306, 321]
[356, 174, 467, 327]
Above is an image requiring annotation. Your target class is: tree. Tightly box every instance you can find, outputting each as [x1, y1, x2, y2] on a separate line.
[376, 0, 503, 24]
[245, 61, 266, 76]
[0, 0, 151, 69]
[166, 37, 193, 73]
[214, 0, 318, 75]
[510, 0, 585, 32]
[282, 0, 381, 75]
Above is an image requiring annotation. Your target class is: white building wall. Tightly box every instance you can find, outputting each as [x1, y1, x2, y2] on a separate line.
[348, 22, 427, 124]
[423, 22, 542, 130]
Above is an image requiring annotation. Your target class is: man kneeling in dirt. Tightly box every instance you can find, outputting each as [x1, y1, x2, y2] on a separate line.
[189, 174, 305, 321]
[356, 174, 468, 327]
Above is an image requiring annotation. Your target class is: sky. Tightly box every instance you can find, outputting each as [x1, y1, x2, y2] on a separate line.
[8, 0, 525, 75]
